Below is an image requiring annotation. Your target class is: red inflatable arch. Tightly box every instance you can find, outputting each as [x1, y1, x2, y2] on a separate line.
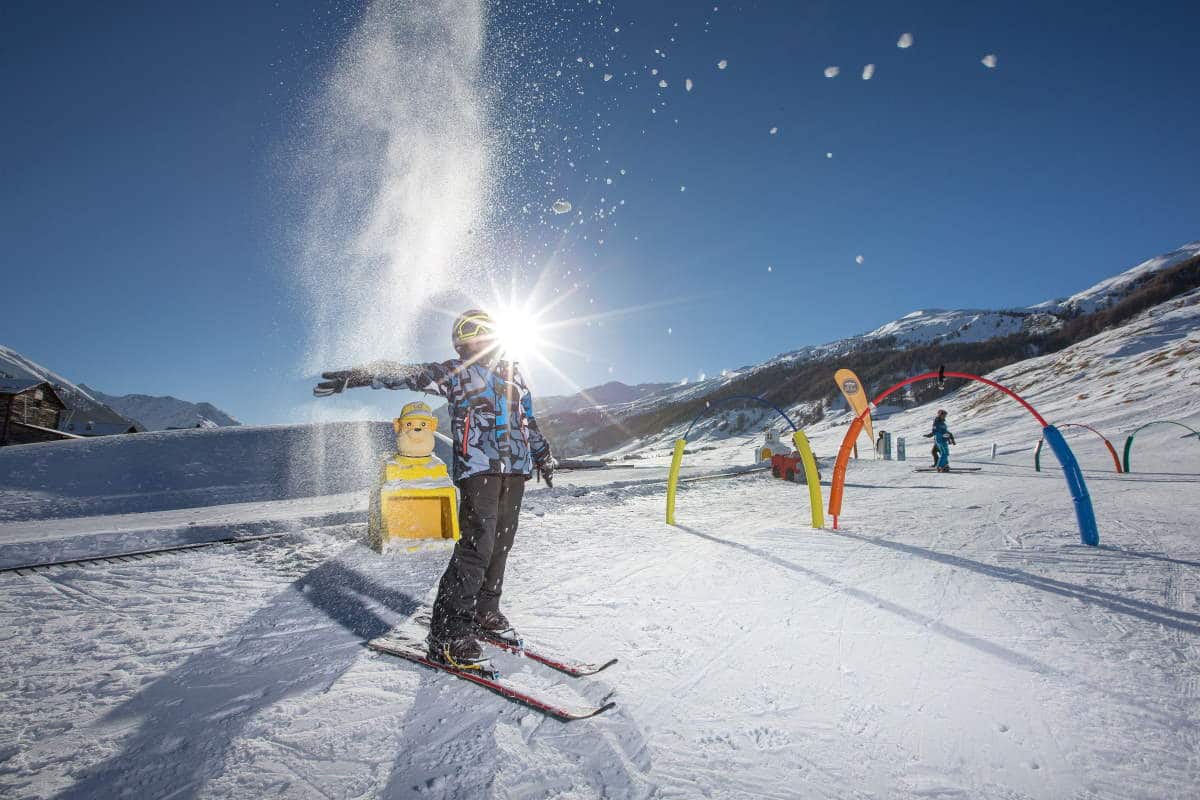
[1033, 423, 1122, 474]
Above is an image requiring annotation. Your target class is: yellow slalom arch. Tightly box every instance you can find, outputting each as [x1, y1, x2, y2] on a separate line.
[665, 439, 686, 525]
[665, 432, 824, 529]
[791, 431, 825, 529]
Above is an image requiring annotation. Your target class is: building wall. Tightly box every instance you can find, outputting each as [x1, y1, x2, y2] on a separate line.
[5, 422, 69, 446]
[1, 387, 65, 446]
[8, 391, 62, 430]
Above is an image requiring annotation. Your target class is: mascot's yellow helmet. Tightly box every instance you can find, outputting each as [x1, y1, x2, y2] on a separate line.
[394, 401, 437, 433]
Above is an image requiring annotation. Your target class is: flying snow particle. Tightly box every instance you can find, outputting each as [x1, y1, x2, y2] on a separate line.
[658, 79, 668, 88]
[552, 199, 572, 214]
[897, 32, 914, 49]
[603, 73, 613, 82]
[651, 68, 659, 76]
[769, 126, 778, 135]
[826, 152, 833, 159]
[981, 54, 998, 68]
[619, 168, 626, 175]
[767, 265, 773, 272]
[668, 327, 673, 334]
[855, 255, 864, 265]
[680, 185, 686, 192]
[606, 177, 613, 185]
[685, 78, 694, 92]
[717, 59, 728, 70]
[824, 66, 840, 78]
[862, 64, 875, 80]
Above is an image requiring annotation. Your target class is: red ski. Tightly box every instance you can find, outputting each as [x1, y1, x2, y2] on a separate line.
[411, 610, 618, 678]
[367, 634, 616, 723]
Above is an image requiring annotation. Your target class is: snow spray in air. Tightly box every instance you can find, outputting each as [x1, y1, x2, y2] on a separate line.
[291, 0, 495, 494]
[296, 0, 493, 368]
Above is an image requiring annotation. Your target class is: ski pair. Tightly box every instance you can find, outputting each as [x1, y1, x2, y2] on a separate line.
[913, 467, 982, 473]
[366, 633, 616, 722]
[410, 609, 618, 678]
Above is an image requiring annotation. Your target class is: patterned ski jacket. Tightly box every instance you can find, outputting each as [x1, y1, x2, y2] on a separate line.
[378, 359, 553, 482]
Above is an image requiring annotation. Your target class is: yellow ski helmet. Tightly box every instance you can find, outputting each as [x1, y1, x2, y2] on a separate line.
[451, 309, 496, 356]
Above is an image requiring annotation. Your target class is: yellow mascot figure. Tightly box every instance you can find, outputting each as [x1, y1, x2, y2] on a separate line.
[368, 401, 460, 553]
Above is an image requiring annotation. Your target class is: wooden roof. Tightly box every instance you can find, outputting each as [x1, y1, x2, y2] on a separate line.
[0, 379, 67, 408]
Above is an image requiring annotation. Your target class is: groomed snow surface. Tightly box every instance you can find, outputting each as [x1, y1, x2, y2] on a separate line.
[3, 445, 1200, 798]
[2, 293, 1199, 798]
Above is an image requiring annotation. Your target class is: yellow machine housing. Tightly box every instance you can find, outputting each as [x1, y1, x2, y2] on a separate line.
[368, 454, 460, 553]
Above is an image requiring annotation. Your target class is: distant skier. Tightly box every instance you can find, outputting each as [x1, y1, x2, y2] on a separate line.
[923, 409, 956, 472]
[313, 309, 556, 669]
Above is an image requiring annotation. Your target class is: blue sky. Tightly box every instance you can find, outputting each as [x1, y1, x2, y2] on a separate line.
[3, 1, 1198, 424]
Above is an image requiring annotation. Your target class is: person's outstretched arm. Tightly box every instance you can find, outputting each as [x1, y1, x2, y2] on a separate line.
[313, 360, 455, 398]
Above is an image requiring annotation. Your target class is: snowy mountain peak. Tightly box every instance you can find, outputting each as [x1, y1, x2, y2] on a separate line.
[0, 344, 139, 433]
[1033, 240, 1200, 315]
[79, 386, 240, 431]
[0, 344, 238, 434]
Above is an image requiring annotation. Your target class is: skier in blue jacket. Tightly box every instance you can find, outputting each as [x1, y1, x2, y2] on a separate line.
[314, 309, 556, 667]
[924, 409, 956, 472]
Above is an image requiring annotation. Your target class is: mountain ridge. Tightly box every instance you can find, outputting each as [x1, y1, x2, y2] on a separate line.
[0, 344, 238, 435]
[79, 385, 241, 431]
[539, 240, 1200, 456]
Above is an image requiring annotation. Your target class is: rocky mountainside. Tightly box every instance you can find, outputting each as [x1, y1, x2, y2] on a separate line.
[0, 344, 238, 435]
[0, 345, 140, 434]
[539, 241, 1200, 456]
[80, 386, 240, 431]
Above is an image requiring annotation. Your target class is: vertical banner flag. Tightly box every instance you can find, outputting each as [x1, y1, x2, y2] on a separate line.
[834, 368, 874, 446]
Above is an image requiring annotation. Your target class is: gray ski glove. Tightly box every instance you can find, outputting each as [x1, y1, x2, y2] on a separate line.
[536, 456, 559, 487]
[313, 360, 416, 397]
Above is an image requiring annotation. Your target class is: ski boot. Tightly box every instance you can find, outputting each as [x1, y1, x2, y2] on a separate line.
[426, 633, 488, 671]
[475, 609, 522, 647]
[475, 609, 512, 634]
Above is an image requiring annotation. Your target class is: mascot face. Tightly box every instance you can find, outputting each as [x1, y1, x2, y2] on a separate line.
[394, 405, 438, 457]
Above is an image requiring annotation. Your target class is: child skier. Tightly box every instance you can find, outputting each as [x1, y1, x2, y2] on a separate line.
[924, 409, 956, 472]
[313, 309, 556, 668]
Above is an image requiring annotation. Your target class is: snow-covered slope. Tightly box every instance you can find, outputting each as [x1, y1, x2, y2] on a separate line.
[80, 384, 240, 430]
[0, 345, 237, 433]
[0, 420, 454, 523]
[596, 279, 1200, 467]
[2, 288, 1199, 798]
[540, 241, 1199, 454]
[539, 380, 672, 416]
[1033, 240, 1200, 315]
[0, 344, 139, 433]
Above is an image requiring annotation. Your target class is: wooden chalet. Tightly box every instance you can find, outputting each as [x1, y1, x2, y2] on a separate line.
[0, 379, 80, 446]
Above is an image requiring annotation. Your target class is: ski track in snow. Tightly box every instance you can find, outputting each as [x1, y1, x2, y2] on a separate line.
[2, 452, 1200, 798]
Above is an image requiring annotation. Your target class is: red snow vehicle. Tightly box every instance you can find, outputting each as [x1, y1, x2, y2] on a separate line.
[771, 452, 806, 482]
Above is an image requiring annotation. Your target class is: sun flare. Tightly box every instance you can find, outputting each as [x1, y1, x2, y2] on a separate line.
[489, 306, 544, 363]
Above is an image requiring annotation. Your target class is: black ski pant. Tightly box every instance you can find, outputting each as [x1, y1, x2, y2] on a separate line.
[430, 473, 526, 640]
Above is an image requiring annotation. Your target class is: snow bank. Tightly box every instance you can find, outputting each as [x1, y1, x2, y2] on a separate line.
[0, 421, 450, 522]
